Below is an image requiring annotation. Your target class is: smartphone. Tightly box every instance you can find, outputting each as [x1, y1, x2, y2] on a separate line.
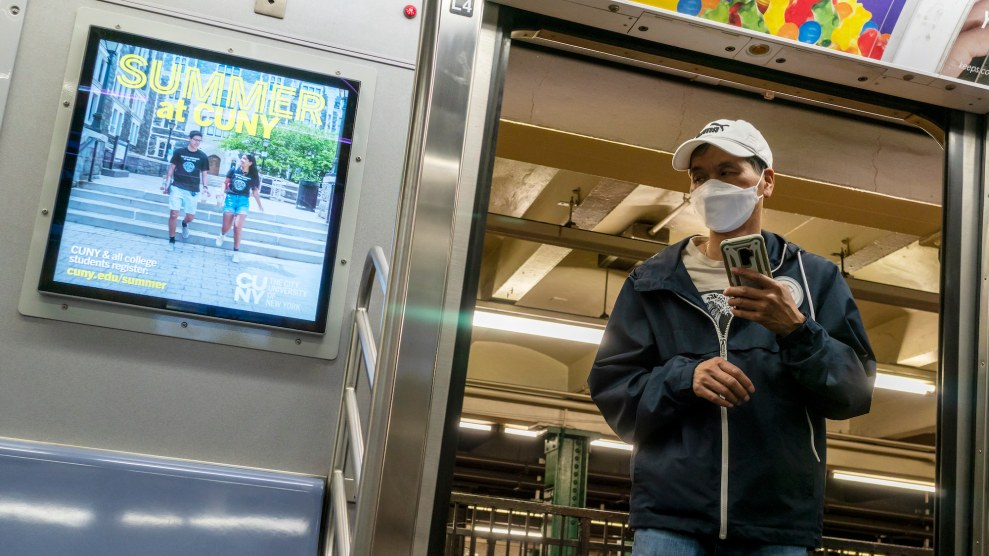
[720, 234, 772, 288]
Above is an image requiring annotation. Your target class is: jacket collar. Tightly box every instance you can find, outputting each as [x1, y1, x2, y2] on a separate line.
[632, 230, 793, 294]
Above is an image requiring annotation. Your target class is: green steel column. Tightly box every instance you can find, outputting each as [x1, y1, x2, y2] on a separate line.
[543, 428, 592, 555]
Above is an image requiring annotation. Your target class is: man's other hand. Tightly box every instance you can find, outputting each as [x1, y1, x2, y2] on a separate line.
[724, 268, 806, 336]
[692, 357, 755, 408]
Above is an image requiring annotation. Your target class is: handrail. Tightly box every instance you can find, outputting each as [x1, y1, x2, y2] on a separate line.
[355, 246, 388, 387]
[330, 471, 350, 555]
[325, 246, 389, 556]
[354, 311, 377, 388]
[343, 387, 364, 484]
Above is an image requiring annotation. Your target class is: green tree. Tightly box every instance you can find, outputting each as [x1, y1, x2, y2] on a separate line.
[221, 124, 338, 182]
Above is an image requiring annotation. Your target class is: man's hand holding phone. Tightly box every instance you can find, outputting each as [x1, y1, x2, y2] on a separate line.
[724, 268, 805, 336]
[693, 357, 755, 408]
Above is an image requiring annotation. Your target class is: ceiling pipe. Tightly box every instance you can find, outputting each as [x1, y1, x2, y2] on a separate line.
[648, 194, 690, 236]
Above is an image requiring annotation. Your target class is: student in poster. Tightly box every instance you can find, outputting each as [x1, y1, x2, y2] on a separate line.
[164, 130, 210, 251]
[215, 153, 264, 263]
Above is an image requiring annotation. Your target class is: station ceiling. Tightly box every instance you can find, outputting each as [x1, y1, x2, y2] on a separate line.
[463, 42, 943, 477]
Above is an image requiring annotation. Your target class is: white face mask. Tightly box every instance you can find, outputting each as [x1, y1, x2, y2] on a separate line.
[690, 173, 764, 233]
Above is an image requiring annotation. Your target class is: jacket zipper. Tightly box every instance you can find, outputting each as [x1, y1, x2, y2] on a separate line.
[805, 409, 821, 463]
[675, 293, 733, 539]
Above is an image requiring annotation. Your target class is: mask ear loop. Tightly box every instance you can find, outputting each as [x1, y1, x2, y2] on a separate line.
[754, 169, 767, 202]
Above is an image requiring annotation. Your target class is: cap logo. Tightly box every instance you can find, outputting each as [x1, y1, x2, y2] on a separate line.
[697, 123, 729, 137]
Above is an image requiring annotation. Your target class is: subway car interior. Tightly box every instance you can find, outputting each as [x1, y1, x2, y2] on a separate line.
[2, 0, 988, 555]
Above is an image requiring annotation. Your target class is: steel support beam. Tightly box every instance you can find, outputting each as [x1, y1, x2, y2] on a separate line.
[543, 427, 592, 555]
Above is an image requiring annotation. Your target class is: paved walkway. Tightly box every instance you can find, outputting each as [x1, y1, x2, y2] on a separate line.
[54, 222, 324, 322]
[93, 172, 328, 224]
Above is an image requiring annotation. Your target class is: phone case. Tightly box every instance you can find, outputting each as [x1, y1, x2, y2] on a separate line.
[720, 234, 773, 288]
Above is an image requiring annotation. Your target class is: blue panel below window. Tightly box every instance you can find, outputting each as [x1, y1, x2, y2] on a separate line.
[0, 437, 325, 555]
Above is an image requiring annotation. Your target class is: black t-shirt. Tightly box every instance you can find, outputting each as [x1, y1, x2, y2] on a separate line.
[170, 147, 210, 192]
[225, 168, 260, 196]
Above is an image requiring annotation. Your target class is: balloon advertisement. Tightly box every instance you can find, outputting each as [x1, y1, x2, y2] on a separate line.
[638, 0, 906, 61]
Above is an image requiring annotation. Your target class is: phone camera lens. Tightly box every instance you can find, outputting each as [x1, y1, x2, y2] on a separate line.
[739, 248, 753, 266]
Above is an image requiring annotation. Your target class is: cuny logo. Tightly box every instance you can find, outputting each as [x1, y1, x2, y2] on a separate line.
[697, 123, 729, 137]
[235, 272, 267, 304]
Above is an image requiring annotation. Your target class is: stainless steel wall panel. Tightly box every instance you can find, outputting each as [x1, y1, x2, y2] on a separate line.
[349, 1, 506, 553]
[96, 0, 421, 68]
[0, 0, 411, 475]
[0, 0, 28, 132]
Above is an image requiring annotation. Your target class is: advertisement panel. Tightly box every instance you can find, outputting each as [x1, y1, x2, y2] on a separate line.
[938, 1, 989, 83]
[637, 0, 909, 60]
[38, 27, 360, 334]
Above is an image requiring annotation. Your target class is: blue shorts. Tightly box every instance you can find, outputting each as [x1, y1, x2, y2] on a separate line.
[223, 195, 250, 215]
[168, 187, 198, 215]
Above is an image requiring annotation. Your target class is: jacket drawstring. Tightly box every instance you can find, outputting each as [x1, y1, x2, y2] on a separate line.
[796, 250, 816, 320]
[773, 243, 788, 274]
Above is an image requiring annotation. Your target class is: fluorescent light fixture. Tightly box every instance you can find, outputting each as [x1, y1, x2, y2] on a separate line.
[472, 525, 543, 538]
[874, 372, 935, 395]
[832, 470, 935, 493]
[504, 425, 545, 438]
[469, 505, 544, 518]
[459, 420, 493, 432]
[590, 439, 634, 452]
[473, 310, 604, 345]
[591, 519, 630, 528]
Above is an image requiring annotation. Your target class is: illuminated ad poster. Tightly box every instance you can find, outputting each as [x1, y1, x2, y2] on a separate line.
[639, 0, 908, 60]
[939, 1, 989, 83]
[38, 27, 360, 333]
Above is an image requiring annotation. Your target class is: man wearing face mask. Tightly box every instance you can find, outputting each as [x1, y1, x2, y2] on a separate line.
[589, 119, 876, 555]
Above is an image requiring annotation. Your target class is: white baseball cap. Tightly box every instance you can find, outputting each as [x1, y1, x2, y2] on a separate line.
[671, 119, 773, 171]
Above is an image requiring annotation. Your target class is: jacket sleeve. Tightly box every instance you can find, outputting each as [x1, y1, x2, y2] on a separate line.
[778, 261, 876, 420]
[588, 278, 702, 444]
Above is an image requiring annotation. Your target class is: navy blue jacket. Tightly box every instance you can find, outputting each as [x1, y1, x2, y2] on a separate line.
[589, 231, 875, 547]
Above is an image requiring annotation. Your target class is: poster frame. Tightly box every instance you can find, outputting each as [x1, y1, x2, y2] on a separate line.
[18, 7, 378, 360]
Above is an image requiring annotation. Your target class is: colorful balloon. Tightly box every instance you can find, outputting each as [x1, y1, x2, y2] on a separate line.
[764, 0, 788, 34]
[831, 3, 872, 50]
[638, 0, 679, 9]
[701, 1, 731, 23]
[701, 0, 720, 11]
[811, 0, 840, 43]
[798, 20, 822, 43]
[677, 0, 702, 15]
[737, 0, 769, 31]
[785, 0, 816, 25]
[857, 27, 887, 59]
[778, 21, 799, 40]
[835, 1, 852, 19]
[729, 2, 742, 26]
[861, 20, 879, 33]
